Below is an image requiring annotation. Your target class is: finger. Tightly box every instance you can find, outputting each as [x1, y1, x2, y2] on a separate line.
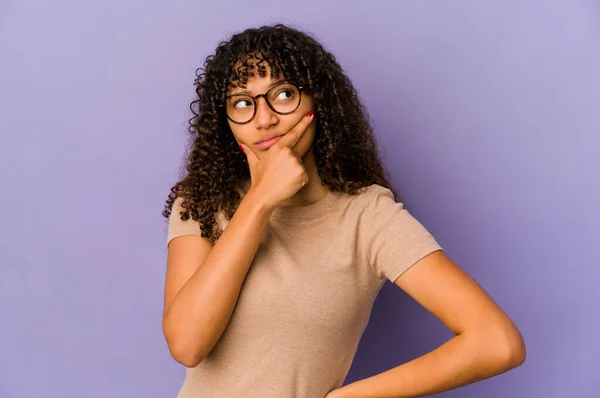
[273, 110, 314, 150]
[240, 143, 259, 173]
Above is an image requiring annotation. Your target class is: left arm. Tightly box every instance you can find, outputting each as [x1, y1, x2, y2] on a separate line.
[327, 250, 526, 398]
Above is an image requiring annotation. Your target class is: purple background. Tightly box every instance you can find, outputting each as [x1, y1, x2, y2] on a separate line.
[1, 1, 599, 397]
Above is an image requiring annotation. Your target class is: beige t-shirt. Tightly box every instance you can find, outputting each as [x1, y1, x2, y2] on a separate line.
[166, 183, 443, 398]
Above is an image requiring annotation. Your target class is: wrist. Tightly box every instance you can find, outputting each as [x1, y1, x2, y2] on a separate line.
[244, 187, 275, 215]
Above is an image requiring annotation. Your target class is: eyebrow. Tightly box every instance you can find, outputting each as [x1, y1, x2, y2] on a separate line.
[229, 80, 287, 96]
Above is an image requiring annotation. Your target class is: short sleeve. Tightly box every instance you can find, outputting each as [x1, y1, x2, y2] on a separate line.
[363, 186, 443, 283]
[166, 197, 203, 249]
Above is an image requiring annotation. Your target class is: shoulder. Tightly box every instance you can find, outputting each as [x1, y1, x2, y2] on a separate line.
[332, 184, 402, 226]
[166, 195, 227, 248]
[169, 196, 189, 220]
[170, 182, 249, 222]
[331, 183, 398, 209]
[352, 184, 399, 211]
[360, 183, 393, 197]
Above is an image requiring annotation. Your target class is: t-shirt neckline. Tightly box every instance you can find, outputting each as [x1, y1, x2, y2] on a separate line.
[240, 180, 339, 220]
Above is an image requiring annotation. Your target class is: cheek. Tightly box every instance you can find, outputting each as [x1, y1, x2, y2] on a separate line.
[229, 126, 250, 144]
[227, 123, 239, 140]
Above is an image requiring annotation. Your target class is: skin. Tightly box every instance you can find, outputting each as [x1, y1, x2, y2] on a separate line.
[227, 73, 330, 208]
[326, 249, 526, 397]
[228, 72, 526, 397]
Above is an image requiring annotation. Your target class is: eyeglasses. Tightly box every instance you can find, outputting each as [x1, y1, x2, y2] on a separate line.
[223, 82, 305, 125]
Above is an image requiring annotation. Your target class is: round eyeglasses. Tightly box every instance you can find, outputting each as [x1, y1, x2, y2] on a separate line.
[223, 82, 305, 125]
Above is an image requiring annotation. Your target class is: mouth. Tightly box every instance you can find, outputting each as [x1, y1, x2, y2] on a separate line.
[255, 133, 284, 150]
[256, 133, 284, 144]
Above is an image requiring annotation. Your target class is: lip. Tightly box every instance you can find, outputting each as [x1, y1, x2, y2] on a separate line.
[255, 133, 284, 150]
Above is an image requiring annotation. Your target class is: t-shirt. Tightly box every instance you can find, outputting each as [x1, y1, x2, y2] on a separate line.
[165, 182, 443, 398]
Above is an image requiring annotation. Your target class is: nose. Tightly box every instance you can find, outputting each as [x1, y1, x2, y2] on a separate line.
[253, 96, 278, 129]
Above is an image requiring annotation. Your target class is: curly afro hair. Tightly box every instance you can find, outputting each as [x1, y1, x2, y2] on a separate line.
[163, 23, 401, 244]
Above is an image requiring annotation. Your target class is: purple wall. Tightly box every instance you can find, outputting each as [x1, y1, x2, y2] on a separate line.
[1, 1, 598, 397]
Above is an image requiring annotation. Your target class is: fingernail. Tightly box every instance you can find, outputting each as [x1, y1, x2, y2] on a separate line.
[306, 110, 314, 118]
[239, 144, 244, 153]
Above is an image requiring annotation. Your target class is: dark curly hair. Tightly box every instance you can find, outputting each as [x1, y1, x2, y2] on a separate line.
[163, 23, 402, 244]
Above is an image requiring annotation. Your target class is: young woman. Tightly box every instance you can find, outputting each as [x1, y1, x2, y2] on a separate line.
[162, 23, 525, 398]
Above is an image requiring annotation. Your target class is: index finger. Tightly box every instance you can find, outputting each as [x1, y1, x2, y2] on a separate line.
[273, 111, 314, 150]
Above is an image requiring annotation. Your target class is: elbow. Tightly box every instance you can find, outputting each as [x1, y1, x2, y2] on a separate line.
[168, 342, 205, 368]
[501, 331, 526, 369]
[490, 323, 527, 371]
[163, 322, 206, 368]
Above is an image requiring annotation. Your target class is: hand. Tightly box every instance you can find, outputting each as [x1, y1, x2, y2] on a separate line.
[324, 388, 345, 398]
[239, 111, 315, 211]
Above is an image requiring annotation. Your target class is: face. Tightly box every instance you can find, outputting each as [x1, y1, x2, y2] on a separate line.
[226, 73, 316, 160]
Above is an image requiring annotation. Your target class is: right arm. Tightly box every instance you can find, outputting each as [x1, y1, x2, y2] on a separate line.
[162, 190, 273, 368]
[163, 110, 314, 367]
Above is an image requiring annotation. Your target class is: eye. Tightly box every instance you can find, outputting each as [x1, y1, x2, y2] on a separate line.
[233, 99, 252, 109]
[274, 89, 294, 101]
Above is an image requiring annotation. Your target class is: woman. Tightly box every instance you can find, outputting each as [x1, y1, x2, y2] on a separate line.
[162, 23, 525, 398]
